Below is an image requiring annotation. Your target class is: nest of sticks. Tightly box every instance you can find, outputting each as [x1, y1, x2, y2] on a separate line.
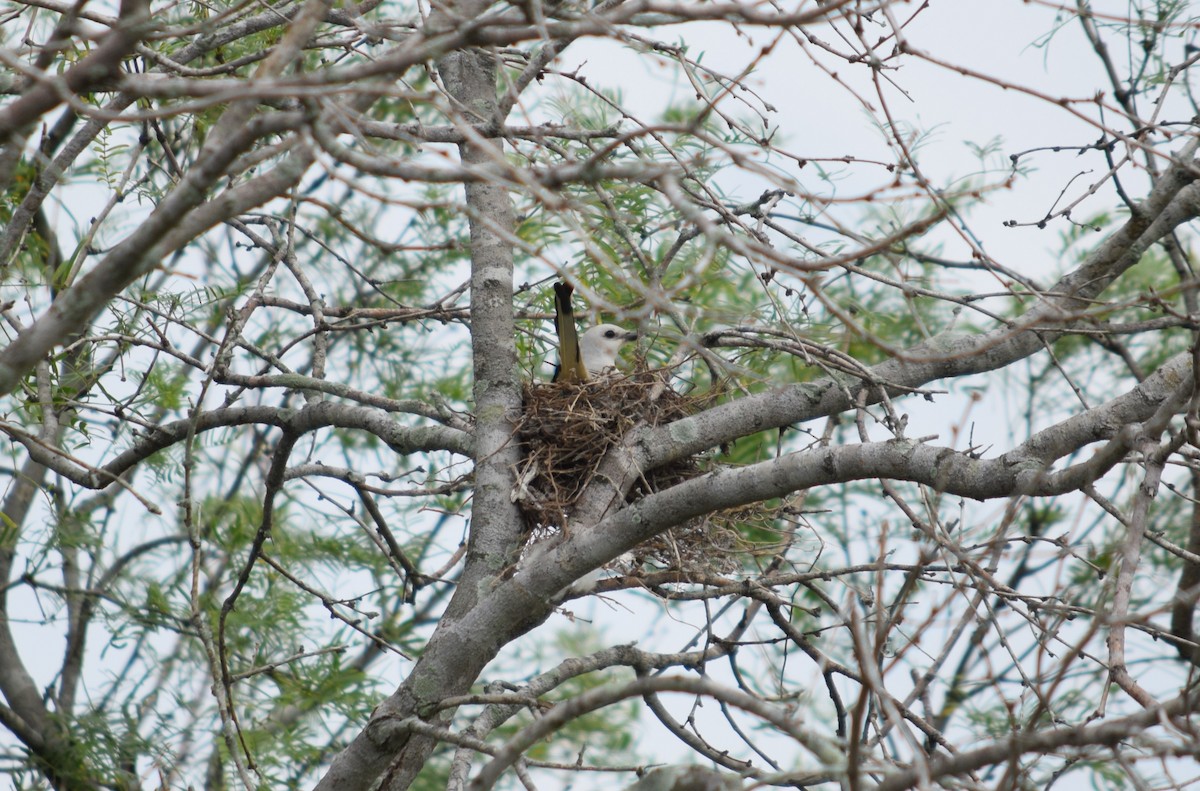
[514, 368, 753, 573]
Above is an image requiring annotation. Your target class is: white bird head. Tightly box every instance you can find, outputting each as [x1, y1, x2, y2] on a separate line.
[579, 324, 637, 376]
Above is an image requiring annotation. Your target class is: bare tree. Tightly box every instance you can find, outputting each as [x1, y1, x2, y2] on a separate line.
[2, 0, 1200, 789]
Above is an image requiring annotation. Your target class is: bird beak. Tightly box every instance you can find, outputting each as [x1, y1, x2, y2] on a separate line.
[623, 330, 638, 342]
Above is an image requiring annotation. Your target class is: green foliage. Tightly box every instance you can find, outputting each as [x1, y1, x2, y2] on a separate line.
[46, 709, 150, 789]
[83, 124, 132, 195]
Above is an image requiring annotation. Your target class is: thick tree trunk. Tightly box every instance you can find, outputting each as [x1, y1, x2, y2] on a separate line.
[315, 5, 539, 789]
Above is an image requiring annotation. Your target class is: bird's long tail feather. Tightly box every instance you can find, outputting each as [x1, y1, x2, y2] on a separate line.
[553, 282, 588, 383]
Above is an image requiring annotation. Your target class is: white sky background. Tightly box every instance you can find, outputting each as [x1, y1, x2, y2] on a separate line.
[6, 0, 1200, 788]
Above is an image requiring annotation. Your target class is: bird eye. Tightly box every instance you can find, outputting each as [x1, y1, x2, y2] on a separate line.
[604, 330, 616, 338]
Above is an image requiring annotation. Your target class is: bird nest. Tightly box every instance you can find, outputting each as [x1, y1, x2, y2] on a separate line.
[514, 369, 751, 573]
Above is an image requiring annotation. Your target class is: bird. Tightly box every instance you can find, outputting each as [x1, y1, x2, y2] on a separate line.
[552, 281, 637, 382]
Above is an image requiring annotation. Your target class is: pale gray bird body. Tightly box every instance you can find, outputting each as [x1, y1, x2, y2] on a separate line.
[578, 324, 638, 377]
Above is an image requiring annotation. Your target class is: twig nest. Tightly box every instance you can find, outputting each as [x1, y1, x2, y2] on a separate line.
[514, 369, 746, 573]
